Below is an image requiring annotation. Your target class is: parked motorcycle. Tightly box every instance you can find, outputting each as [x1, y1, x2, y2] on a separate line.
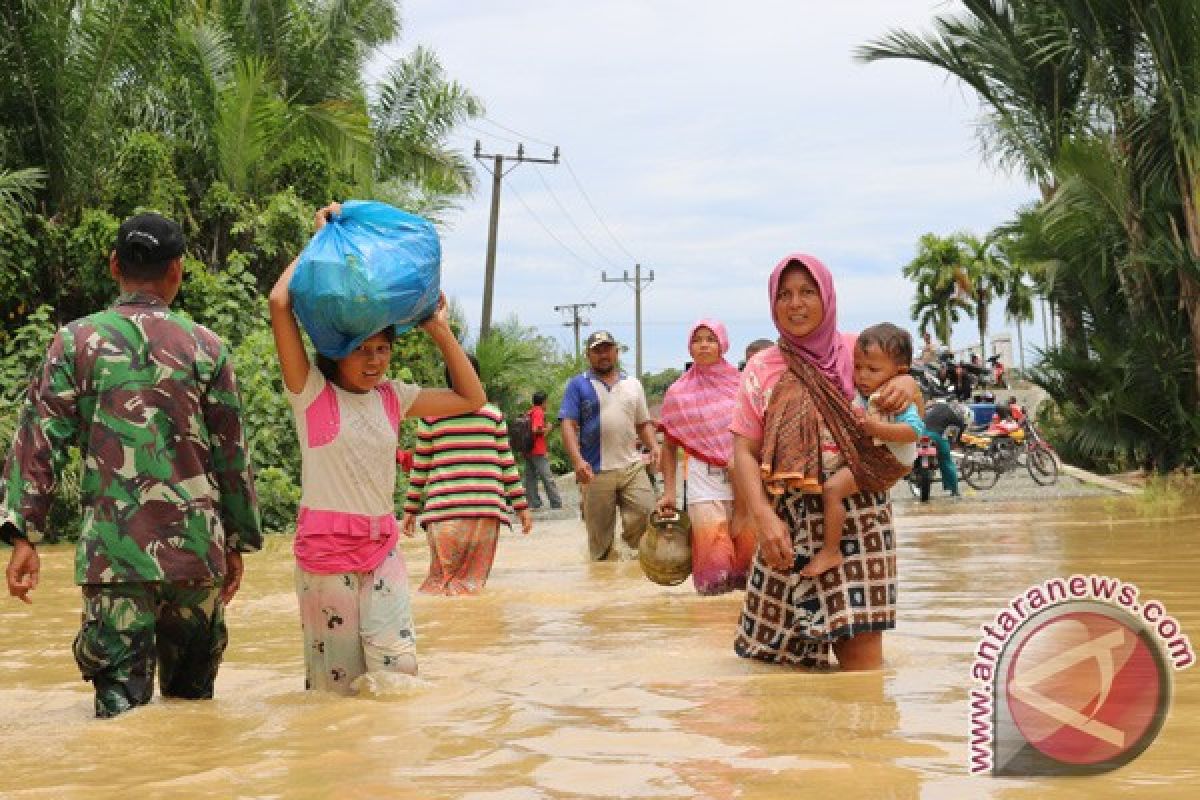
[906, 435, 939, 502]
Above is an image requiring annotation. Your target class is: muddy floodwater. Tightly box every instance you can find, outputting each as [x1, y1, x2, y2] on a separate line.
[2, 494, 1198, 799]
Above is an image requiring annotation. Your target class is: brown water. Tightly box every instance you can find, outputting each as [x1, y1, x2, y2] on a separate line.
[2, 495, 1198, 799]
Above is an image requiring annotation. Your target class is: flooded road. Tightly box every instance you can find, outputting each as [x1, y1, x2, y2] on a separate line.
[2, 494, 1198, 799]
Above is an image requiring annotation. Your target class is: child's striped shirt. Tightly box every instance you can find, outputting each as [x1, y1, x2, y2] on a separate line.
[403, 403, 528, 527]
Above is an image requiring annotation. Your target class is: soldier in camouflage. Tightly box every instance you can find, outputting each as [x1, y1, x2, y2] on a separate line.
[1, 212, 262, 717]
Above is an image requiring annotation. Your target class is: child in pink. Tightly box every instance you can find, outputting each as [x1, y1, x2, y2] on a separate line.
[269, 203, 486, 693]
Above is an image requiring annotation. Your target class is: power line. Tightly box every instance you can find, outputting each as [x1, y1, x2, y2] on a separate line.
[506, 182, 598, 277]
[562, 156, 638, 263]
[474, 141, 560, 341]
[463, 121, 521, 145]
[478, 116, 557, 149]
[532, 168, 622, 269]
[602, 264, 654, 379]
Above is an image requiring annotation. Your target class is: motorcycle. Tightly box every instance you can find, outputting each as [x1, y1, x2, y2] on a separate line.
[906, 435, 939, 502]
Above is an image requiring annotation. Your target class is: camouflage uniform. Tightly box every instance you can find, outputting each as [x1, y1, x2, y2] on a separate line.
[0, 291, 262, 717]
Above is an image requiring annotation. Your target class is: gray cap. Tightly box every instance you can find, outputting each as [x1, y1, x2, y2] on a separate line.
[586, 330, 617, 349]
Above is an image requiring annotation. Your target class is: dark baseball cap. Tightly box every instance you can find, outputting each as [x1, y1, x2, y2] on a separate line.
[586, 330, 617, 349]
[114, 212, 185, 265]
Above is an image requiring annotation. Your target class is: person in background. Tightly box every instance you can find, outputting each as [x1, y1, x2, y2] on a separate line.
[657, 319, 754, 594]
[921, 400, 962, 497]
[917, 331, 937, 365]
[270, 202, 485, 693]
[560, 330, 659, 561]
[522, 390, 562, 510]
[403, 355, 533, 595]
[1007, 395, 1026, 423]
[741, 338, 774, 370]
[1, 212, 262, 717]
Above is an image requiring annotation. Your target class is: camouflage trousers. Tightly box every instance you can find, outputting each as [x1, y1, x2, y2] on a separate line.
[74, 582, 228, 718]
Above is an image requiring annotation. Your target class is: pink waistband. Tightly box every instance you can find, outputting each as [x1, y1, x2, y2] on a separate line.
[294, 507, 400, 575]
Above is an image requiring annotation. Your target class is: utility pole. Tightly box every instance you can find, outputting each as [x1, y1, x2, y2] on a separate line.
[554, 302, 597, 361]
[474, 141, 559, 341]
[601, 263, 654, 378]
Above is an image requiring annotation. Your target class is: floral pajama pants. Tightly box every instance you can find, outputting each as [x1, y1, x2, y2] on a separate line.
[294, 547, 417, 693]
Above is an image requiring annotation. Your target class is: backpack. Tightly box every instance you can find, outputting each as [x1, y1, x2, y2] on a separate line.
[508, 411, 535, 455]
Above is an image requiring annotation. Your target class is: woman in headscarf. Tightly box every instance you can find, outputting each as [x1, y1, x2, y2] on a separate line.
[730, 254, 918, 670]
[657, 319, 754, 595]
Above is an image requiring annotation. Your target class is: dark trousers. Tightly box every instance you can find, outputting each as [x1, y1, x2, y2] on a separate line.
[73, 581, 227, 717]
[522, 454, 562, 508]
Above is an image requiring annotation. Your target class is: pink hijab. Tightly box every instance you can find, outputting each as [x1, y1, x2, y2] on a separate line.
[658, 319, 742, 467]
[769, 253, 855, 400]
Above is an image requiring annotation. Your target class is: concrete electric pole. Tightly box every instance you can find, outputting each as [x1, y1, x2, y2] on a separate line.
[473, 141, 559, 341]
[601, 263, 654, 379]
[554, 302, 597, 361]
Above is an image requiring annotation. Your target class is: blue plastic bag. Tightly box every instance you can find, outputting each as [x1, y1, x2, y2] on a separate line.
[289, 200, 441, 359]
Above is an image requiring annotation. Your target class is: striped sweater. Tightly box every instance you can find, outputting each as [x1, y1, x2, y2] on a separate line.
[403, 403, 528, 527]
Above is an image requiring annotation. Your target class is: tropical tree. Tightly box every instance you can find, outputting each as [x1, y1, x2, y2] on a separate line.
[902, 232, 971, 346]
[858, 0, 1091, 353]
[992, 234, 1036, 372]
[0, 167, 44, 225]
[866, 0, 1200, 470]
[953, 232, 1010, 358]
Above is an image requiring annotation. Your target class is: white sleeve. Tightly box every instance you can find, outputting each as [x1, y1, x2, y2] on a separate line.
[390, 379, 422, 415]
[286, 366, 326, 410]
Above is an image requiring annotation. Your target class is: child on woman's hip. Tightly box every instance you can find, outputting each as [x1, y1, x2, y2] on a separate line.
[801, 323, 924, 578]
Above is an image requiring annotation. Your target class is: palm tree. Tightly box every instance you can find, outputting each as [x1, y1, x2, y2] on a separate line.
[370, 45, 485, 218]
[991, 233, 1036, 372]
[857, 0, 1091, 354]
[472, 316, 562, 418]
[0, 167, 45, 225]
[903, 233, 970, 346]
[954, 233, 1011, 358]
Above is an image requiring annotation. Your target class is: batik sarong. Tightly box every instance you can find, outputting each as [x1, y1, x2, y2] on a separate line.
[420, 518, 501, 595]
[689, 500, 756, 595]
[734, 487, 896, 668]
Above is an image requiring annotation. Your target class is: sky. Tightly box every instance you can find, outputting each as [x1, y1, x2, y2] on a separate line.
[371, 0, 1049, 375]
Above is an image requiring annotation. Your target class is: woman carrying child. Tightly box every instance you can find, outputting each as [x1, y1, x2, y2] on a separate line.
[730, 254, 918, 670]
[269, 202, 485, 693]
[402, 354, 533, 595]
[656, 319, 755, 594]
[801, 322, 923, 577]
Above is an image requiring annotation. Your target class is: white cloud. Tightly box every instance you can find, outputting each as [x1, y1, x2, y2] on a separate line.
[371, 1, 1045, 372]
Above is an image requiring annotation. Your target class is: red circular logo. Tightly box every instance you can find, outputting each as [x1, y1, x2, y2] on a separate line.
[1005, 609, 1167, 767]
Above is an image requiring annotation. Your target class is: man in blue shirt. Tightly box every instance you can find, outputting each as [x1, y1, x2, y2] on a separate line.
[559, 331, 659, 560]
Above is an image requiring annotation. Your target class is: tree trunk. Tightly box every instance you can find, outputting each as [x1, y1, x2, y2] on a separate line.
[1183, 274, 1200, 403]
[1016, 317, 1025, 372]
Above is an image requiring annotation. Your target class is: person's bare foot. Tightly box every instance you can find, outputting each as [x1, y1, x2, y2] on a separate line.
[799, 547, 843, 578]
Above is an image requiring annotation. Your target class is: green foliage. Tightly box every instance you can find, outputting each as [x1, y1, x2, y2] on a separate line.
[0, 305, 58, 405]
[0, 167, 45, 225]
[106, 132, 184, 219]
[0, 0, 488, 537]
[867, 0, 1200, 472]
[641, 367, 683, 405]
[177, 253, 261, 346]
[474, 316, 562, 418]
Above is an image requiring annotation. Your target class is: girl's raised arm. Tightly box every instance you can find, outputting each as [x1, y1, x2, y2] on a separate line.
[268, 203, 340, 393]
[406, 294, 487, 419]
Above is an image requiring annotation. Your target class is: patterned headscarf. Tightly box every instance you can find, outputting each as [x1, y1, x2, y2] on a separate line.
[760, 254, 907, 493]
[769, 253, 854, 400]
[658, 319, 742, 467]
